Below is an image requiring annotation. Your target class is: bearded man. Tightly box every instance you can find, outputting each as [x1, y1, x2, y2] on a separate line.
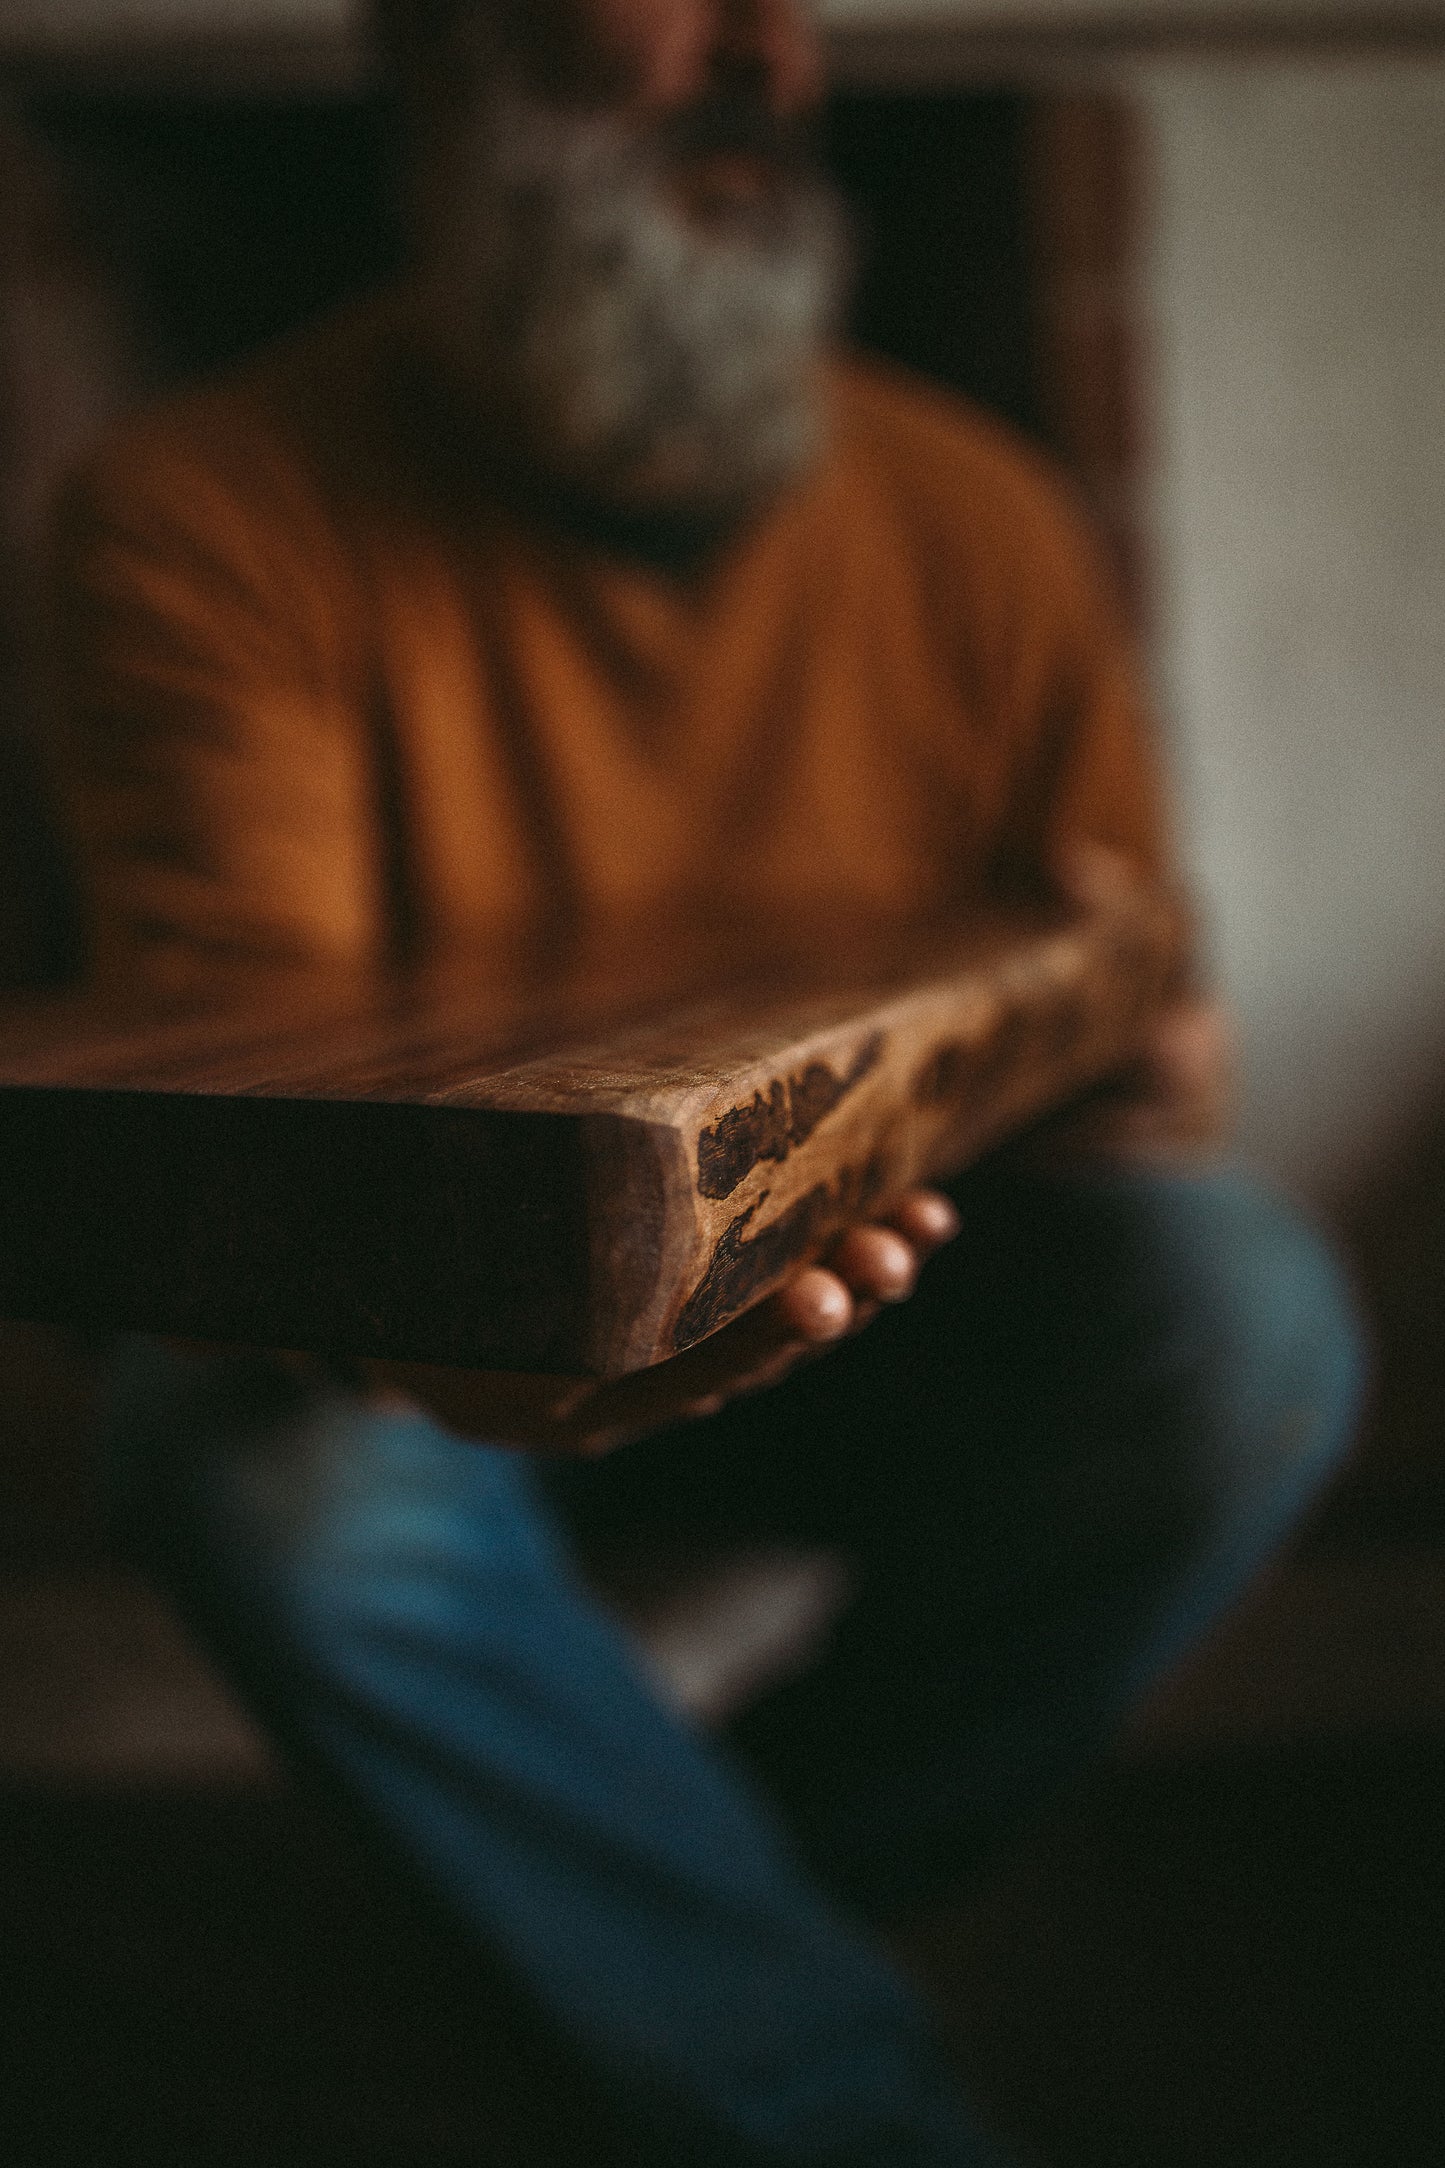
[49, 5, 1362, 2164]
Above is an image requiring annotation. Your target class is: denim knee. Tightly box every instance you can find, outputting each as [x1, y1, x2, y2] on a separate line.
[1126, 1165, 1368, 1529]
[101, 1339, 552, 1661]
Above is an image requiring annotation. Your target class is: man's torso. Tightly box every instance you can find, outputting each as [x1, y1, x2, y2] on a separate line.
[53, 294, 1168, 990]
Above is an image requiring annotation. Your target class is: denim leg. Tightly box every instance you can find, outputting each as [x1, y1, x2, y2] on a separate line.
[102, 1343, 1003, 2168]
[695, 1164, 1368, 1917]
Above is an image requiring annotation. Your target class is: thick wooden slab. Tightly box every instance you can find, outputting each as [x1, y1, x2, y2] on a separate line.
[0, 897, 1184, 1376]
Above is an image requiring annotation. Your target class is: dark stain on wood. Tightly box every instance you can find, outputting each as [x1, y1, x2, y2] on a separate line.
[695, 1032, 885, 1200]
[1037, 986, 1090, 1063]
[912, 1010, 1030, 1112]
[697, 1079, 790, 1200]
[913, 1038, 974, 1108]
[675, 1155, 889, 1350]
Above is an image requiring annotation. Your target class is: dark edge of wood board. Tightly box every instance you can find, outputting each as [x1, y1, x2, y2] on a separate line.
[0, 1091, 600, 1372]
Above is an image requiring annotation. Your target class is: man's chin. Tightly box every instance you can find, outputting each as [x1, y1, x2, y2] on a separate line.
[666, 151, 804, 237]
[415, 88, 848, 533]
[530, 396, 827, 532]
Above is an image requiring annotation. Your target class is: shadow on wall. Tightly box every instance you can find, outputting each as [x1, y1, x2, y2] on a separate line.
[0, 103, 159, 989]
[0, 109, 150, 1555]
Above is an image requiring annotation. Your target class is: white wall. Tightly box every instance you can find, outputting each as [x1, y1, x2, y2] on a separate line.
[1136, 61, 1445, 1204]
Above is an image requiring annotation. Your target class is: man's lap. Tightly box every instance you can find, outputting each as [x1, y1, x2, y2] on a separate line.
[91, 1157, 1367, 2057]
[542, 1160, 1362, 1912]
[104, 1157, 1362, 1646]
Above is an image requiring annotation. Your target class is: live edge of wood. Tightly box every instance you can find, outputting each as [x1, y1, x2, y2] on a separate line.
[0, 897, 1186, 1378]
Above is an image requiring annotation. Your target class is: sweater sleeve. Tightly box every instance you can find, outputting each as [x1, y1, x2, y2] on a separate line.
[49, 416, 384, 998]
[986, 472, 1176, 898]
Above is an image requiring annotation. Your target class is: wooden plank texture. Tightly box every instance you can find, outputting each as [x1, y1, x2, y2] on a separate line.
[0, 897, 1184, 1377]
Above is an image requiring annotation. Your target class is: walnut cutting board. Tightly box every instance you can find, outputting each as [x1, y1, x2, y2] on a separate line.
[0, 897, 1184, 1376]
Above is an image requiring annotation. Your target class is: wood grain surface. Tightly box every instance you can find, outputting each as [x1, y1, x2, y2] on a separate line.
[0, 896, 1185, 1376]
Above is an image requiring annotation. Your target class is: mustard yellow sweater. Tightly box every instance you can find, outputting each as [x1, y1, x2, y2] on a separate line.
[51, 295, 1171, 996]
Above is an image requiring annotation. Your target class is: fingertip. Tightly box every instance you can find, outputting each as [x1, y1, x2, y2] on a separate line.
[896, 1191, 961, 1249]
[864, 1227, 918, 1300]
[829, 1223, 919, 1304]
[778, 1266, 854, 1342]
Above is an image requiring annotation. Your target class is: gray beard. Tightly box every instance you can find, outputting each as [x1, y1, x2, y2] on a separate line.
[421, 83, 851, 521]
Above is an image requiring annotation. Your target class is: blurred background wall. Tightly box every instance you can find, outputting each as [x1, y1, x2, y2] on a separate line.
[1138, 60, 1445, 1210]
[1127, 56, 1445, 1528]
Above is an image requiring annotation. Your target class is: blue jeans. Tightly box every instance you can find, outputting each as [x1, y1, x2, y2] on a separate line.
[102, 1164, 1364, 2167]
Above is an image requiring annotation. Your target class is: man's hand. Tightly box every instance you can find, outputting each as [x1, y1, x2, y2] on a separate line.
[362, 1187, 961, 1458]
[1022, 843, 1235, 1168]
[1020, 989, 1235, 1165]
